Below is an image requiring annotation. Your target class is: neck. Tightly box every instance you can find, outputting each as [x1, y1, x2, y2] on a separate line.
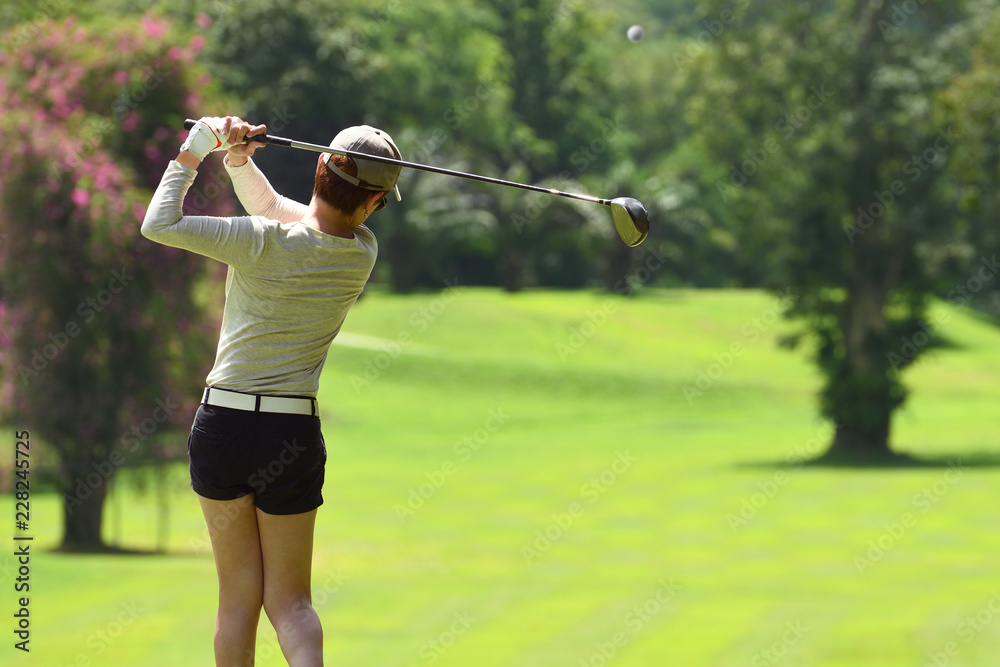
[302, 197, 365, 239]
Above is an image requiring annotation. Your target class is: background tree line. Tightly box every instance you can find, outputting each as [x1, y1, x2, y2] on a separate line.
[1, 0, 999, 549]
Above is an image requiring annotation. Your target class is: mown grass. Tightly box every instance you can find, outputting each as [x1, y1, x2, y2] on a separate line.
[6, 287, 1000, 666]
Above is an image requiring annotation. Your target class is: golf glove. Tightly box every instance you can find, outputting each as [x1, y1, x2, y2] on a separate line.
[179, 116, 231, 161]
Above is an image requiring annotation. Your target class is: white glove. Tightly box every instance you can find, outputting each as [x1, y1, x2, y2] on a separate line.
[179, 117, 231, 161]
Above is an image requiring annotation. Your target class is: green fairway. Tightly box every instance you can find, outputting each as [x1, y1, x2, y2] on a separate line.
[8, 287, 1000, 666]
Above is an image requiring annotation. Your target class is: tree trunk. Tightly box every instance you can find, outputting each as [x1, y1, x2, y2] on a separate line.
[60, 479, 108, 552]
[499, 250, 525, 292]
[820, 282, 906, 462]
[827, 421, 892, 460]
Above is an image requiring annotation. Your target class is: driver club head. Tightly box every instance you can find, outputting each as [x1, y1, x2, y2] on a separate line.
[609, 197, 649, 247]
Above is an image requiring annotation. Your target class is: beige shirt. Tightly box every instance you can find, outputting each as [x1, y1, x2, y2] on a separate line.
[141, 158, 377, 397]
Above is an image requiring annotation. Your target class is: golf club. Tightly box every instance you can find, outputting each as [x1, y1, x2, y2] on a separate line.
[183, 119, 649, 246]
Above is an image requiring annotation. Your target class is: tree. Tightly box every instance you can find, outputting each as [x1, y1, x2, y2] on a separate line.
[670, 1, 999, 460]
[0, 15, 225, 550]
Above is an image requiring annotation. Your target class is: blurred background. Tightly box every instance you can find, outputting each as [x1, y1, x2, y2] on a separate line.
[2, 0, 1000, 665]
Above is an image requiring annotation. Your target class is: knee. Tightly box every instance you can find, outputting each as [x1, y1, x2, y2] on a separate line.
[219, 584, 263, 617]
[216, 601, 262, 636]
[263, 592, 313, 624]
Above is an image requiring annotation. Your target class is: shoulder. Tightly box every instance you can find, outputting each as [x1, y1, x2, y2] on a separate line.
[354, 224, 378, 258]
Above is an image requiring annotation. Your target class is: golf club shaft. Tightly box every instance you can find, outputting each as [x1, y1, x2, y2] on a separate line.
[183, 119, 610, 207]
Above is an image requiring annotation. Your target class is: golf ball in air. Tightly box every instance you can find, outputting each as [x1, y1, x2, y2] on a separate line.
[627, 25, 644, 42]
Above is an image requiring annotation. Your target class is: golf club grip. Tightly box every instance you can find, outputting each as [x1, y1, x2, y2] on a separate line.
[182, 119, 291, 147]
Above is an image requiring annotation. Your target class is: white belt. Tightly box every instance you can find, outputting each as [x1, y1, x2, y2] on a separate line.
[203, 387, 317, 416]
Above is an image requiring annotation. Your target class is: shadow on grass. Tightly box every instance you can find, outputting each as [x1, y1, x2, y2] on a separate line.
[735, 449, 1000, 471]
[49, 544, 168, 556]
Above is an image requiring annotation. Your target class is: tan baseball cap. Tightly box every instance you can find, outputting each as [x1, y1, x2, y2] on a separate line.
[322, 125, 402, 203]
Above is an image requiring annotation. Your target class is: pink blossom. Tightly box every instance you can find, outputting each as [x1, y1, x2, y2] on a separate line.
[190, 35, 206, 52]
[144, 145, 161, 161]
[186, 93, 202, 109]
[122, 113, 138, 132]
[167, 46, 182, 61]
[195, 13, 213, 29]
[198, 72, 212, 87]
[154, 127, 170, 141]
[22, 54, 35, 70]
[72, 189, 91, 207]
[113, 70, 128, 85]
[141, 15, 166, 39]
[133, 202, 147, 221]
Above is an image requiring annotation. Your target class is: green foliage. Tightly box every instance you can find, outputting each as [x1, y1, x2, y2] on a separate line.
[662, 0, 1000, 455]
[3, 0, 999, 470]
[0, 15, 226, 548]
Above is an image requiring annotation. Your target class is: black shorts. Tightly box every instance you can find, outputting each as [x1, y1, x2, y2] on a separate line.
[187, 403, 327, 515]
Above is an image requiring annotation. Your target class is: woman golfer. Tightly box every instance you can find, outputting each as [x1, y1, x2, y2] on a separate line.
[142, 115, 402, 666]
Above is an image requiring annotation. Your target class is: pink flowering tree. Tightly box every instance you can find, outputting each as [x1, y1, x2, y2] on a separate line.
[0, 14, 231, 551]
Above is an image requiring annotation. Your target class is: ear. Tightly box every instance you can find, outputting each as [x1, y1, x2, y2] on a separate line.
[365, 191, 386, 210]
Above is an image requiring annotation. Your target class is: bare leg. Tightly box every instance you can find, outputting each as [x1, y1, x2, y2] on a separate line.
[199, 494, 263, 667]
[257, 508, 323, 667]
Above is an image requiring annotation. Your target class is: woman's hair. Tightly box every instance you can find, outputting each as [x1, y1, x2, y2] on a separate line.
[314, 155, 378, 215]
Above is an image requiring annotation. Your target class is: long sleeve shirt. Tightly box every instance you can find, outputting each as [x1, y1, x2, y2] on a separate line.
[141, 157, 377, 397]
